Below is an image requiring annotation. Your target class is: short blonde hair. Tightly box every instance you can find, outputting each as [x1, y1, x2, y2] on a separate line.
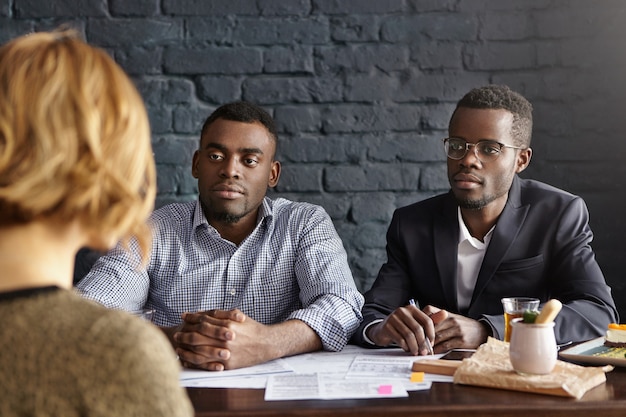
[0, 28, 156, 258]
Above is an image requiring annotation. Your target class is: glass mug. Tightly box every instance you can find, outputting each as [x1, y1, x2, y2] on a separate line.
[509, 318, 557, 375]
[501, 297, 540, 342]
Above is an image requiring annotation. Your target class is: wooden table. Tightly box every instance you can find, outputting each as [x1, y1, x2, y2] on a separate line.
[189, 366, 626, 417]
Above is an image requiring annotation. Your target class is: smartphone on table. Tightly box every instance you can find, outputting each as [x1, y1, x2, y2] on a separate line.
[439, 349, 476, 361]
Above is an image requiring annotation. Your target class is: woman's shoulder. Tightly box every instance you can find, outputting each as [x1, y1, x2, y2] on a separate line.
[71, 296, 194, 416]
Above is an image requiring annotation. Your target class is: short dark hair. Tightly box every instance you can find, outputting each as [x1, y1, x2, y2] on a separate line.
[451, 85, 533, 147]
[200, 101, 277, 145]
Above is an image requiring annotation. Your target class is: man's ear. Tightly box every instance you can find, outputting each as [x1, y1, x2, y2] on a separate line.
[515, 148, 532, 173]
[268, 160, 281, 188]
[191, 150, 200, 179]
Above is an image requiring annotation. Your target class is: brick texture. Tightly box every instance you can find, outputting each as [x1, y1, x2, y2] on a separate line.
[6, 1, 626, 314]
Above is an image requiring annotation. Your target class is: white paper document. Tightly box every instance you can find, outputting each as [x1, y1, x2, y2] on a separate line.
[347, 355, 415, 379]
[264, 373, 409, 401]
[179, 345, 451, 394]
[179, 358, 293, 388]
[345, 354, 438, 391]
[286, 345, 368, 375]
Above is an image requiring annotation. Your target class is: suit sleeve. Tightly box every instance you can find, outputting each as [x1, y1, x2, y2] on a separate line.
[482, 196, 618, 343]
[548, 196, 618, 342]
[352, 210, 414, 347]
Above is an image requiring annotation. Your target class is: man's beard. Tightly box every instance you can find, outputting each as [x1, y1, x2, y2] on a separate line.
[451, 170, 514, 211]
[456, 197, 490, 210]
[455, 187, 508, 210]
[212, 211, 244, 224]
[200, 199, 247, 224]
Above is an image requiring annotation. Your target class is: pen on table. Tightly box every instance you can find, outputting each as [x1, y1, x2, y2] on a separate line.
[408, 298, 434, 356]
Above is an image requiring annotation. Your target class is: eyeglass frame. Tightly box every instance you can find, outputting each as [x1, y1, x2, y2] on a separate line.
[442, 137, 528, 162]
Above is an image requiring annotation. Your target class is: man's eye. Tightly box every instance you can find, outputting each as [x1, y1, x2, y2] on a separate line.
[208, 154, 223, 160]
[480, 143, 501, 155]
[450, 142, 465, 151]
[244, 158, 258, 166]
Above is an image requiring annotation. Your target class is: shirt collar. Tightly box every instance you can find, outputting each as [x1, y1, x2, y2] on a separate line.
[192, 197, 274, 231]
[257, 197, 273, 224]
[457, 207, 495, 249]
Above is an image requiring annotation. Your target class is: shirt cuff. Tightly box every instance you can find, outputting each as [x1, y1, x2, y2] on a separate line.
[479, 317, 498, 339]
[362, 319, 384, 346]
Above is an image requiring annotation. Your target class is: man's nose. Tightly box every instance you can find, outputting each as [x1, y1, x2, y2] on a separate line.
[459, 144, 481, 166]
[219, 157, 240, 178]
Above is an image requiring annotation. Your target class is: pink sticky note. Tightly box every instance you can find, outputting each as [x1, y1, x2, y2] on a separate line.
[378, 384, 393, 395]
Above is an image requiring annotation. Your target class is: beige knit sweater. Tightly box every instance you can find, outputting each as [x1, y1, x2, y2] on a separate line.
[0, 287, 193, 417]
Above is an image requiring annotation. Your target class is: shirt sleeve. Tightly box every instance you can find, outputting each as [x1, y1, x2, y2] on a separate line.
[75, 241, 150, 312]
[286, 205, 365, 351]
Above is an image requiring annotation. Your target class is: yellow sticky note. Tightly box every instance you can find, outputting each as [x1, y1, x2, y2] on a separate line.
[410, 372, 424, 382]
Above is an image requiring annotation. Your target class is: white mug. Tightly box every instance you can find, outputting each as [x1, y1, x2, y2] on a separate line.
[509, 318, 557, 375]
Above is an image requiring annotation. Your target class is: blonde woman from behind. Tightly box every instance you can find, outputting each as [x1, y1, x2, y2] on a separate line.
[0, 28, 193, 416]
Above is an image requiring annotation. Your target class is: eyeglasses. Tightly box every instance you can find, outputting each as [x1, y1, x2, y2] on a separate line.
[443, 137, 526, 162]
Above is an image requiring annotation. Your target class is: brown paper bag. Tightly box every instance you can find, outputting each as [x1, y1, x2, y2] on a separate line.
[452, 337, 611, 399]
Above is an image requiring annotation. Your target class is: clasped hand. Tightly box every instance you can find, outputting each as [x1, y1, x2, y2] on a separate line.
[174, 308, 270, 371]
[368, 305, 489, 355]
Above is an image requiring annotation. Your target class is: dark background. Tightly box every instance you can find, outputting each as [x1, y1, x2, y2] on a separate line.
[4, 0, 625, 317]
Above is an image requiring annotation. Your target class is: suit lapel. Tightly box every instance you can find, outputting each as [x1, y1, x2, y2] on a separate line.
[470, 176, 529, 307]
[434, 192, 461, 311]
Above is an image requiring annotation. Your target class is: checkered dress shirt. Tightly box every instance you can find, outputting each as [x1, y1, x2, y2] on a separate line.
[77, 197, 364, 351]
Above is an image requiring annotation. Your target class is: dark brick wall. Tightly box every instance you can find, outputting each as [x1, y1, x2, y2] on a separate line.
[4, 0, 626, 316]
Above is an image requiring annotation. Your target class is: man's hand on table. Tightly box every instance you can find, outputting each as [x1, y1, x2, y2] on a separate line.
[173, 309, 275, 371]
[422, 306, 490, 352]
[366, 304, 446, 356]
[366, 304, 489, 354]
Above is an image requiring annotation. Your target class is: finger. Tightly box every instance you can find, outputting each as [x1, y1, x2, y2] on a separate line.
[398, 326, 432, 356]
[179, 315, 237, 341]
[421, 312, 445, 345]
[408, 309, 436, 347]
[385, 326, 415, 353]
[182, 311, 220, 324]
[202, 308, 246, 322]
[181, 359, 225, 372]
[430, 309, 449, 325]
[175, 324, 234, 345]
[433, 314, 466, 350]
[422, 305, 441, 316]
[182, 310, 240, 324]
[177, 345, 230, 367]
[385, 313, 423, 355]
[432, 334, 464, 352]
[416, 331, 433, 356]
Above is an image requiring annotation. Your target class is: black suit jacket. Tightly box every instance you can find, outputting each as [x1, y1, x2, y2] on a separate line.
[355, 176, 618, 346]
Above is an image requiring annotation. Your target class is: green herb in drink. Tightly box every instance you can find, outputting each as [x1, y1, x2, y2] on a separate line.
[522, 309, 539, 323]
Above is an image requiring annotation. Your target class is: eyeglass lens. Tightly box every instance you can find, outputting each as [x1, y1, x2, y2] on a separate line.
[444, 138, 503, 161]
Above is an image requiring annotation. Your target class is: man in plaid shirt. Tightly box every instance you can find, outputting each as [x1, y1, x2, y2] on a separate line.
[77, 101, 364, 371]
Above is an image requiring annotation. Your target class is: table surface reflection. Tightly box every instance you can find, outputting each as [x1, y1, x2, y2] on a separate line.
[188, 365, 626, 417]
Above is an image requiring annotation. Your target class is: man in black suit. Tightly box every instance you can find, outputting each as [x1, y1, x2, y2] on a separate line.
[354, 85, 618, 355]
